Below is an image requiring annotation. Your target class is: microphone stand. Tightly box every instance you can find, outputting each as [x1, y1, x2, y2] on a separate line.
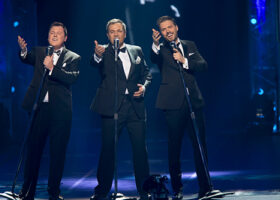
[111, 42, 136, 200]
[0, 47, 53, 200]
[111, 42, 122, 200]
[171, 43, 233, 200]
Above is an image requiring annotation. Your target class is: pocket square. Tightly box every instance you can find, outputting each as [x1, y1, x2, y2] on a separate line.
[62, 63, 67, 67]
[135, 56, 141, 64]
[189, 52, 195, 56]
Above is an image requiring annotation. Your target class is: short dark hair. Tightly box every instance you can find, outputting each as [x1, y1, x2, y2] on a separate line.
[49, 21, 68, 36]
[156, 16, 177, 28]
[106, 18, 126, 33]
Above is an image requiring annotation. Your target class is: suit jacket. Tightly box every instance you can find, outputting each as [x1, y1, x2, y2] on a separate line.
[151, 40, 207, 110]
[90, 43, 152, 119]
[20, 46, 81, 120]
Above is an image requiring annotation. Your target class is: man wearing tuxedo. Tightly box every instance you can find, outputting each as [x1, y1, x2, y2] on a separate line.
[17, 22, 80, 200]
[89, 18, 151, 200]
[151, 16, 220, 200]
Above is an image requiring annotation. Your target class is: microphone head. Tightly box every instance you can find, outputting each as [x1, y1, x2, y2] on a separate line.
[47, 45, 54, 56]
[170, 41, 176, 49]
[114, 38, 119, 49]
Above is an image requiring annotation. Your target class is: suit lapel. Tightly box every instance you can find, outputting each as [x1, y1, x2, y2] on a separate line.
[180, 40, 189, 59]
[55, 48, 67, 68]
[126, 45, 135, 79]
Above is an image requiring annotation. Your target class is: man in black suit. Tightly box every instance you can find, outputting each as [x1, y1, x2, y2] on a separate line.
[17, 22, 80, 200]
[90, 18, 151, 200]
[151, 16, 219, 200]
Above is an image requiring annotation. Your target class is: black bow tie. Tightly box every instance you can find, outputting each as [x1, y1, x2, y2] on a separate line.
[54, 50, 61, 56]
[118, 47, 126, 53]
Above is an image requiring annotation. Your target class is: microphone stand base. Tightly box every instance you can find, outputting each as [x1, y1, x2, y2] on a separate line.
[110, 193, 137, 200]
[0, 191, 19, 200]
[198, 190, 234, 200]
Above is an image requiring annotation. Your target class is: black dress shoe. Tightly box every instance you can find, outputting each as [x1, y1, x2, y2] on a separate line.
[172, 191, 183, 200]
[49, 194, 64, 200]
[90, 194, 108, 200]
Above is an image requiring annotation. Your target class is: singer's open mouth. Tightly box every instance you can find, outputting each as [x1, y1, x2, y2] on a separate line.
[167, 33, 173, 38]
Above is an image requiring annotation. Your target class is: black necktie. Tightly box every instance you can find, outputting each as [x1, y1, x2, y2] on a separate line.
[176, 42, 183, 55]
[54, 50, 61, 56]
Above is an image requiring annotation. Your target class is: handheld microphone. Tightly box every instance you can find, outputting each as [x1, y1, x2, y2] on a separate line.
[114, 38, 119, 62]
[44, 46, 54, 72]
[46, 45, 54, 56]
[170, 41, 179, 64]
[170, 41, 177, 52]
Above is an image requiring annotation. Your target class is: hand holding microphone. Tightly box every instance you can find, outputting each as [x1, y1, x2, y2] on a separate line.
[44, 46, 54, 71]
[170, 41, 185, 64]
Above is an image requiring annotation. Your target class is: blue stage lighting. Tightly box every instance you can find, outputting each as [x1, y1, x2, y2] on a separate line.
[13, 21, 19, 27]
[11, 86, 15, 93]
[258, 88, 264, 95]
[250, 18, 257, 25]
[273, 124, 277, 133]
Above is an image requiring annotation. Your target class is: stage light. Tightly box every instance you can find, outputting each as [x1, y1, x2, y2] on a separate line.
[257, 88, 264, 95]
[273, 124, 277, 133]
[13, 21, 19, 27]
[170, 5, 180, 18]
[250, 18, 257, 25]
[139, 0, 155, 5]
[11, 86, 15, 93]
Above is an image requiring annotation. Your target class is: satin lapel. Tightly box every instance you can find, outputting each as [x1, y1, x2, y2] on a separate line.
[180, 40, 189, 59]
[126, 45, 135, 79]
[55, 48, 67, 68]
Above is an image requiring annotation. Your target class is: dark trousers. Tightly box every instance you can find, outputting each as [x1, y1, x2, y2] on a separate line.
[94, 96, 150, 196]
[21, 103, 71, 199]
[164, 100, 213, 194]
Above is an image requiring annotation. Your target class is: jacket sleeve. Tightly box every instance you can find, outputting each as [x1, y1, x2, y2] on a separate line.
[187, 42, 208, 72]
[19, 47, 36, 66]
[50, 55, 81, 86]
[139, 48, 152, 89]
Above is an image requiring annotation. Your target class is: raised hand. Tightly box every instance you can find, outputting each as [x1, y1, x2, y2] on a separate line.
[18, 35, 27, 51]
[94, 40, 105, 58]
[152, 28, 161, 46]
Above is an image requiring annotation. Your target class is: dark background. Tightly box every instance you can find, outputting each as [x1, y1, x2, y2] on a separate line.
[1, 0, 280, 195]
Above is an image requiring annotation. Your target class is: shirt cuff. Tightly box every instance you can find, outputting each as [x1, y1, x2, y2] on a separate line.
[20, 48, 27, 58]
[182, 58, 189, 69]
[94, 53, 103, 63]
[142, 85, 146, 97]
[152, 43, 160, 55]
[48, 69, 53, 76]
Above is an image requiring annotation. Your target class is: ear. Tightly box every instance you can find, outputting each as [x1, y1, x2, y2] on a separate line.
[176, 25, 178, 32]
[64, 36, 68, 42]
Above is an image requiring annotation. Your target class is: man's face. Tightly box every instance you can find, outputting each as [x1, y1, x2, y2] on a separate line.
[107, 23, 126, 47]
[159, 20, 178, 42]
[48, 26, 67, 50]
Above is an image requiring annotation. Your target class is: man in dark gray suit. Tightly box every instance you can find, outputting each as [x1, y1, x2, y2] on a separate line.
[151, 16, 219, 200]
[18, 22, 80, 200]
[90, 19, 151, 200]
